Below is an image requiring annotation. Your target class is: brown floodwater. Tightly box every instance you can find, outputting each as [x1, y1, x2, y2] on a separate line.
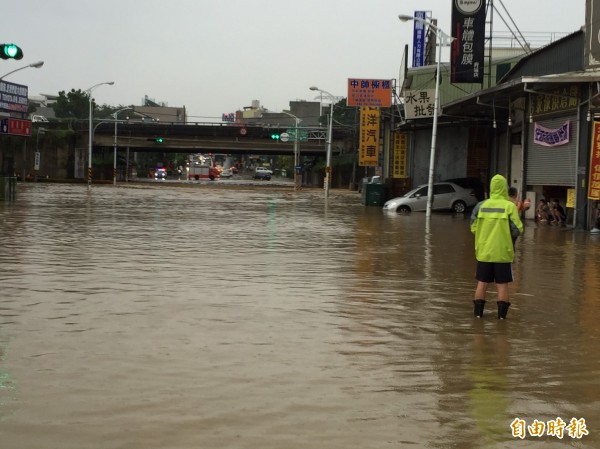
[1, 182, 599, 448]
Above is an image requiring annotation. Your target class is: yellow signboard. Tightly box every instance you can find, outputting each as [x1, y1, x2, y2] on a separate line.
[359, 107, 380, 166]
[392, 133, 409, 178]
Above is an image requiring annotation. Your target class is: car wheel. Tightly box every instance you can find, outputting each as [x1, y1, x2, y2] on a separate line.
[397, 205, 411, 214]
[209, 175, 215, 181]
[452, 201, 466, 213]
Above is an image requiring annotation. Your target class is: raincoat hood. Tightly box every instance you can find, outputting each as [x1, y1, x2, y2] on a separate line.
[489, 174, 508, 200]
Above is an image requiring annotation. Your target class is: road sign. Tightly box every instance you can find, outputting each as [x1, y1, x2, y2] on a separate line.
[34, 152, 40, 170]
[286, 129, 308, 141]
[279, 132, 290, 142]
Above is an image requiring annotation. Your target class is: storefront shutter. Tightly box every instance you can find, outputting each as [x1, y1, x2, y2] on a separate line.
[526, 115, 578, 186]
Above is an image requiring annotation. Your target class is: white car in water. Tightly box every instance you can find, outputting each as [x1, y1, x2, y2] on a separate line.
[383, 182, 477, 214]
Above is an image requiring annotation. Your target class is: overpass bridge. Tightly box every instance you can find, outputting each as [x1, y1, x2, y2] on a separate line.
[89, 121, 346, 157]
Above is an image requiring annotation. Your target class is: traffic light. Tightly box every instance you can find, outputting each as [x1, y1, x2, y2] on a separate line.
[147, 137, 164, 143]
[0, 43, 23, 60]
[270, 133, 280, 140]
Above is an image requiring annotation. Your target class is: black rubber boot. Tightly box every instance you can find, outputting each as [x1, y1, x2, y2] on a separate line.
[473, 299, 486, 318]
[497, 301, 511, 319]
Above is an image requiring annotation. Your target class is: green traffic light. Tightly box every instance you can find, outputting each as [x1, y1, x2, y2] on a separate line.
[155, 137, 164, 143]
[0, 43, 23, 60]
[271, 133, 279, 140]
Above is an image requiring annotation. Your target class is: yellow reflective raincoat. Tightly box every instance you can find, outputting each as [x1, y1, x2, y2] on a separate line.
[470, 175, 523, 263]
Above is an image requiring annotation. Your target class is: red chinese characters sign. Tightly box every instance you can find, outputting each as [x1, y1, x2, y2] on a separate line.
[589, 121, 600, 200]
[348, 79, 392, 107]
[0, 118, 31, 136]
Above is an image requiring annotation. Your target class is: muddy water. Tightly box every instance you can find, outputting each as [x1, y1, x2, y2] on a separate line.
[1, 182, 599, 448]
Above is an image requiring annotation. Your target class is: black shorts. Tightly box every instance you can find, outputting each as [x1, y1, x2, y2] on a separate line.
[476, 261, 513, 283]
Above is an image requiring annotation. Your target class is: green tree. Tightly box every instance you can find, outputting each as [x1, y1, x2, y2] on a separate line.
[52, 89, 125, 120]
[52, 89, 90, 119]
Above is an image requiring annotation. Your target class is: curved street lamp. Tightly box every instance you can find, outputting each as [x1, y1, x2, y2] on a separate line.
[279, 110, 302, 191]
[0, 61, 44, 80]
[113, 107, 133, 185]
[399, 14, 453, 219]
[86, 81, 115, 189]
[309, 86, 335, 199]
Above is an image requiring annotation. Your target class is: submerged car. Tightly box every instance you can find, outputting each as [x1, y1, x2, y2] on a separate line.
[383, 182, 477, 213]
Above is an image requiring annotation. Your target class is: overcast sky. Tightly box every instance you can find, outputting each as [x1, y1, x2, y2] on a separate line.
[2, 0, 587, 121]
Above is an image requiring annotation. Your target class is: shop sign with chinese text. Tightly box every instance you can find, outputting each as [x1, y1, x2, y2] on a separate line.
[404, 89, 435, 119]
[359, 107, 380, 166]
[348, 79, 392, 107]
[588, 121, 600, 200]
[392, 132, 409, 178]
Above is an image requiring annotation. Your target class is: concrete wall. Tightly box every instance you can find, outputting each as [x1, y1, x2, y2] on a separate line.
[411, 126, 469, 186]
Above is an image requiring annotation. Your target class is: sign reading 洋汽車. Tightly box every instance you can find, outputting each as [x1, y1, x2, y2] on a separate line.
[0, 80, 28, 113]
[359, 107, 380, 166]
[348, 79, 392, 107]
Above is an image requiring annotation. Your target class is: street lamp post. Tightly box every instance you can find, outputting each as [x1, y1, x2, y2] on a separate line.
[0, 60, 44, 80]
[399, 14, 452, 219]
[279, 110, 302, 191]
[113, 107, 132, 185]
[309, 86, 335, 199]
[86, 81, 114, 189]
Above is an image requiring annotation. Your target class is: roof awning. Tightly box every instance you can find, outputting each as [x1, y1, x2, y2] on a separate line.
[442, 69, 600, 120]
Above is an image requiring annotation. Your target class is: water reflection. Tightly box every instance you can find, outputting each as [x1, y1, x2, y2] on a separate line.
[0, 183, 599, 448]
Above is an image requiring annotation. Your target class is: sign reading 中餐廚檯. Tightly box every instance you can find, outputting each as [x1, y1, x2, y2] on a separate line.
[359, 107, 380, 166]
[348, 79, 392, 107]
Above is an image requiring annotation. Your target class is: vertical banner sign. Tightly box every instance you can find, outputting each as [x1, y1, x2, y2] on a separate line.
[451, 0, 486, 83]
[585, 0, 600, 67]
[392, 133, 409, 178]
[412, 11, 428, 67]
[588, 121, 600, 200]
[359, 107, 380, 166]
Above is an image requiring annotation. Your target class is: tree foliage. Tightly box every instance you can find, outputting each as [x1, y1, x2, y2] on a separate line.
[52, 89, 90, 119]
[52, 89, 122, 120]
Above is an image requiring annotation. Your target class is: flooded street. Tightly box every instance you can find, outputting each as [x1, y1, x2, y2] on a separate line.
[1, 182, 599, 448]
